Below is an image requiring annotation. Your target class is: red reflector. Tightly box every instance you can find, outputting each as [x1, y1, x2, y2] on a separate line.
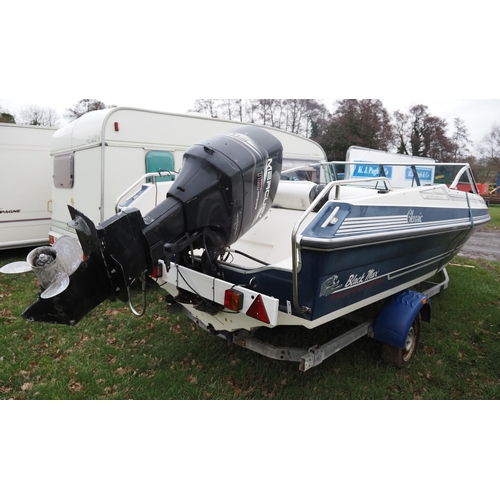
[246, 294, 270, 324]
[114, 122, 119, 132]
[151, 264, 163, 279]
[224, 289, 243, 311]
[49, 235, 55, 245]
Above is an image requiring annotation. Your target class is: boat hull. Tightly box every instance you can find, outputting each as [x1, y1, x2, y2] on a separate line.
[222, 198, 489, 324]
[299, 225, 472, 321]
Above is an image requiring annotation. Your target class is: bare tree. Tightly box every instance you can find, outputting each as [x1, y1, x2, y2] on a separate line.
[244, 99, 260, 123]
[450, 117, 473, 162]
[477, 123, 500, 184]
[478, 123, 500, 168]
[188, 99, 328, 138]
[64, 99, 115, 122]
[284, 99, 302, 134]
[233, 99, 245, 122]
[191, 99, 219, 118]
[218, 99, 234, 120]
[16, 104, 59, 127]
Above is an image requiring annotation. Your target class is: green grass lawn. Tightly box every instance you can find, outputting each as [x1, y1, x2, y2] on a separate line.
[1, 206, 499, 400]
[2, 255, 499, 400]
[487, 204, 500, 229]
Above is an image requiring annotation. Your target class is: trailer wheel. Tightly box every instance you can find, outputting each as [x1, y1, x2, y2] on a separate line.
[381, 313, 421, 368]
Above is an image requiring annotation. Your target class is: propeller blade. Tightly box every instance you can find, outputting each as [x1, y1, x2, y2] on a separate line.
[53, 236, 82, 276]
[0, 261, 32, 274]
[40, 271, 70, 299]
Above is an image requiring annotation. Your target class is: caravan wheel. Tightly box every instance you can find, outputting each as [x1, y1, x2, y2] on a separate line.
[381, 314, 421, 368]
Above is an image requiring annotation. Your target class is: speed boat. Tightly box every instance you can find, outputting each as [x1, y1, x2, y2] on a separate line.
[217, 164, 491, 328]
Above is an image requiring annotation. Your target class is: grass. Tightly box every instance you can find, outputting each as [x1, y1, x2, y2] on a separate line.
[487, 204, 500, 229]
[1, 207, 499, 400]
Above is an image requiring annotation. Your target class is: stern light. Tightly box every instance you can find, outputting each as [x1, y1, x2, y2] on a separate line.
[224, 289, 243, 312]
[151, 263, 163, 279]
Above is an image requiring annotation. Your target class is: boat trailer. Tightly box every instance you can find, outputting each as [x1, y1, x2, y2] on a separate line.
[168, 269, 449, 371]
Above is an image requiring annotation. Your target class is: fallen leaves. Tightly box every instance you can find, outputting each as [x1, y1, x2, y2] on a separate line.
[68, 366, 84, 393]
[0, 309, 16, 320]
[68, 381, 83, 393]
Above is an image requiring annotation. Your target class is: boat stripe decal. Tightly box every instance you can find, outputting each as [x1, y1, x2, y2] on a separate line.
[333, 216, 488, 237]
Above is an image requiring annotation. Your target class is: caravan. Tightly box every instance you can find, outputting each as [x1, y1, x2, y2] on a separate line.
[0, 123, 56, 249]
[49, 107, 327, 241]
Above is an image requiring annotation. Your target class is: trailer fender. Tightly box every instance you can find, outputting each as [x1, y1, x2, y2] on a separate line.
[373, 290, 431, 349]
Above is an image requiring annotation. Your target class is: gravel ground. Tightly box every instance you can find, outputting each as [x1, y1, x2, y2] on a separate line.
[459, 228, 500, 261]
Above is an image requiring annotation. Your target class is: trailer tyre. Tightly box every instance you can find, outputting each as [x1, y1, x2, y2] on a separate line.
[381, 313, 421, 368]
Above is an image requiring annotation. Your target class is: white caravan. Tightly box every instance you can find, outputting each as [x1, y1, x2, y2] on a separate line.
[0, 123, 56, 249]
[49, 107, 327, 241]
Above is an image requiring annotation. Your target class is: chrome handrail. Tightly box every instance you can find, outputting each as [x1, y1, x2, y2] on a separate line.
[114, 171, 177, 214]
[449, 165, 479, 194]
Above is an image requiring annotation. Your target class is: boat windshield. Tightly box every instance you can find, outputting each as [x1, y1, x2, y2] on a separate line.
[280, 161, 480, 194]
[281, 159, 325, 183]
[281, 161, 344, 184]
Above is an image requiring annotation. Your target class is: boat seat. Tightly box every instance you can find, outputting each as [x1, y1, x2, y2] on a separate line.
[273, 181, 317, 210]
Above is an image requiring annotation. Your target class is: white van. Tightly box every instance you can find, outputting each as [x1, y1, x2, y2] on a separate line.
[345, 146, 436, 188]
[0, 123, 56, 249]
[50, 107, 327, 241]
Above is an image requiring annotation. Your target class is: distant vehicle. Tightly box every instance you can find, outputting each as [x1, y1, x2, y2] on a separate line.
[49, 107, 327, 242]
[345, 146, 436, 188]
[0, 123, 56, 249]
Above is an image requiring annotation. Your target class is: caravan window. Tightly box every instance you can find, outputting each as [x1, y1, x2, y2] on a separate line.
[53, 154, 74, 188]
[146, 151, 175, 182]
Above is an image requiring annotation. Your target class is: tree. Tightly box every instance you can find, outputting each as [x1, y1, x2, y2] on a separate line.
[316, 99, 394, 160]
[477, 123, 500, 184]
[16, 104, 59, 126]
[0, 108, 15, 123]
[392, 105, 454, 162]
[64, 99, 115, 122]
[450, 117, 473, 162]
[188, 99, 328, 139]
[191, 99, 219, 118]
[393, 110, 411, 155]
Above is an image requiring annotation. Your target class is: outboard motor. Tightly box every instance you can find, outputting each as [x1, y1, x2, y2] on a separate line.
[7, 126, 283, 325]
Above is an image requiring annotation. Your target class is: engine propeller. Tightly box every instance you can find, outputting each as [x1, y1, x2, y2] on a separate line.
[0, 236, 82, 299]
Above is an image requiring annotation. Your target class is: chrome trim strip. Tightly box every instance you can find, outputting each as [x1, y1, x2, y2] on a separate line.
[300, 220, 476, 251]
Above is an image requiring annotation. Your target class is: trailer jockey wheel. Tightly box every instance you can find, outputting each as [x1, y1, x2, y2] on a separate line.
[381, 313, 421, 369]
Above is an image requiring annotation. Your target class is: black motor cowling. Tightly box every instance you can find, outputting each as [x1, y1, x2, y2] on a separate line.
[22, 126, 283, 325]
